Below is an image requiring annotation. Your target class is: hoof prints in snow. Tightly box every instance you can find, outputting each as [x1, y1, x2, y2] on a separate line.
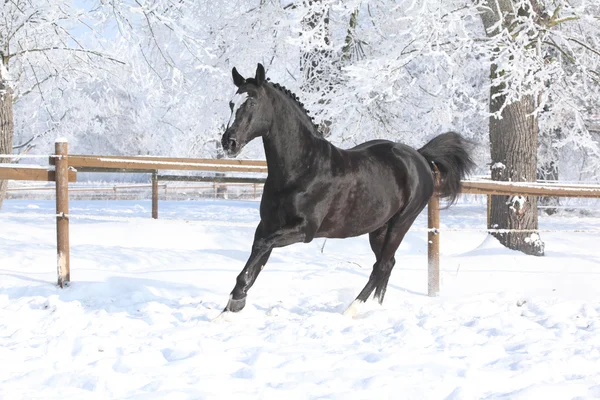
[1, 199, 600, 398]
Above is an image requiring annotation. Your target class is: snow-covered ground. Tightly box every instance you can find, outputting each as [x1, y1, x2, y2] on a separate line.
[1, 199, 600, 399]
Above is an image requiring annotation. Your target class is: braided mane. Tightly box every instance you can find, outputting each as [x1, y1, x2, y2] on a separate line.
[266, 78, 322, 136]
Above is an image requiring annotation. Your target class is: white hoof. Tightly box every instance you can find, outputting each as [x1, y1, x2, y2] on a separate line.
[212, 311, 236, 323]
[342, 300, 364, 318]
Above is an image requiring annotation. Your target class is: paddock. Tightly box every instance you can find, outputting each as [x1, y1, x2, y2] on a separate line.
[2, 140, 600, 293]
[1, 198, 600, 398]
[2, 146, 600, 398]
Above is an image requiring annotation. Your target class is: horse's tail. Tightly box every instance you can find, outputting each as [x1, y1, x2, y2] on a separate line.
[418, 132, 475, 206]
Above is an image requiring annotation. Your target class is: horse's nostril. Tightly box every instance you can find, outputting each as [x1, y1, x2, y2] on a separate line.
[229, 138, 237, 150]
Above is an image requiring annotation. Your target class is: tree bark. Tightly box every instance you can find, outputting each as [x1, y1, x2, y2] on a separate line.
[481, 0, 545, 256]
[0, 69, 14, 211]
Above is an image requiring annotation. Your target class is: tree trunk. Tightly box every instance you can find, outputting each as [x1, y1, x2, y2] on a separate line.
[0, 70, 14, 211]
[488, 92, 544, 255]
[481, 0, 545, 256]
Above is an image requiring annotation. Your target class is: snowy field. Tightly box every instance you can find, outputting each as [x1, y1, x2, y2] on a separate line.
[1, 199, 600, 399]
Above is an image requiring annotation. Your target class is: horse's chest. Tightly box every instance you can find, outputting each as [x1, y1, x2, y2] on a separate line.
[260, 187, 322, 228]
[260, 190, 295, 222]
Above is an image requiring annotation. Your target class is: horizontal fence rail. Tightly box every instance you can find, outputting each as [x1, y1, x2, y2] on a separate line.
[462, 180, 600, 199]
[2, 141, 600, 294]
[0, 164, 77, 182]
[50, 155, 268, 173]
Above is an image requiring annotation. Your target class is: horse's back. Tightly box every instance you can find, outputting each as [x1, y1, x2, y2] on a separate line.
[312, 139, 434, 239]
[347, 139, 431, 180]
[348, 139, 394, 151]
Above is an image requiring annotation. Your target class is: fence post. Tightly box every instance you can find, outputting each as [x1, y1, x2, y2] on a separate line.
[152, 171, 158, 219]
[487, 194, 492, 228]
[55, 139, 70, 288]
[427, 171, 441, 297]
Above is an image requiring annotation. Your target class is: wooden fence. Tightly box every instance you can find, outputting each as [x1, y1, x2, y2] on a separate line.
[2, 139, 600, 296]
[0, 141, 76, 287]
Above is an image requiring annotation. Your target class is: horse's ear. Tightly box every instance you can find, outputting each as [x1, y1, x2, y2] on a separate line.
[255, 63, 265, 86]
[232, 67, 245, 87]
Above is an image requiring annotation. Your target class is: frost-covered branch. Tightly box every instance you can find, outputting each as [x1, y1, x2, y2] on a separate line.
[10, 47, 125, 64]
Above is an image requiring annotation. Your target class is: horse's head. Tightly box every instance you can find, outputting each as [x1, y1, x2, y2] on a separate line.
[221, 63, 271, 157]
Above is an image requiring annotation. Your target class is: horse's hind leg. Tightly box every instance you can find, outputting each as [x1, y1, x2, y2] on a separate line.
[343, 223, 388, 316]
[344, 212, 419, 317]
[372, 213, 420, 304]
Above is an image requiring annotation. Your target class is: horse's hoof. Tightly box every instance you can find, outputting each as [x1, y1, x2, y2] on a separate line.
[225, 295, 246, 313]
[342, 300, 364, 318]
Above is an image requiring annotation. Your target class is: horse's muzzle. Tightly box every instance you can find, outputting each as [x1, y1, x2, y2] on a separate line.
[227, 138, 238, 153]
[221, 131, 240, 157]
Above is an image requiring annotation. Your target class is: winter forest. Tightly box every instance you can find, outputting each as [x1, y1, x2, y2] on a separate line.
[1, 1, 600, 240]
[0, 0, 598, 160]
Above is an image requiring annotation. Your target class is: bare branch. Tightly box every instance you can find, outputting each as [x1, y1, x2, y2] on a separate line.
[13, 73, 55, 102]
[543, 40, 576, 64]
[7, 10, 40, 43]
[568, 37, 600, 58]
[13, 111, 68, 150]
[9, 47, 125, 64]
[134, 0, 175, 69]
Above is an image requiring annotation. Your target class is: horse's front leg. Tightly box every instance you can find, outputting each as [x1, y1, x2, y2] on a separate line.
[224, 247, 272, 313]
[223, 221, 308, 313]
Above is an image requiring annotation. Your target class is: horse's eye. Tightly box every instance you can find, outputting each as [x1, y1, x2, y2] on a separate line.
[229, 102, 234, 111]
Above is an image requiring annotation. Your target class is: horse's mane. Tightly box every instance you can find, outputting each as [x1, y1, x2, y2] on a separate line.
[264, 78, 323, 137]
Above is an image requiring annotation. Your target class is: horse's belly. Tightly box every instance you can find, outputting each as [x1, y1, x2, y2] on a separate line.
[315, 220, 387, 239]
[315, 191, 402, 239]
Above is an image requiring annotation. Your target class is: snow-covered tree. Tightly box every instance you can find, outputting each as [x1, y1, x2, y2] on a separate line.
[476, 0, 600, 255]
[0, 0, 132, 208]
[1, 0, 598, 228]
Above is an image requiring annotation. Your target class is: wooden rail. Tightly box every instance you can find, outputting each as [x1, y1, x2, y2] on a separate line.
[50, 155, 268, 173]
[461, 180, 600, 198]
[50, 155, 267, 167]
[0, 165, 76, 182]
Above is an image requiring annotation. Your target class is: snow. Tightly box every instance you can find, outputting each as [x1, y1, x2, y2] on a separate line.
[0, 61, 9, 83]
[507, 195, 527, 215]
[1, 199, 600, 399]
[0, 164, 55, 170]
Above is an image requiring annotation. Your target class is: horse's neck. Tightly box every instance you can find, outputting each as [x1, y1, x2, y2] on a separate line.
[263, 105, 326, 185]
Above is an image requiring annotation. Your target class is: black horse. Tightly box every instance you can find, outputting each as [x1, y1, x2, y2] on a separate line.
[219, 63, 474, 317]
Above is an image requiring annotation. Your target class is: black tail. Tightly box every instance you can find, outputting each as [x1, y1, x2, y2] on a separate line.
[418, 132, 475, 206]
